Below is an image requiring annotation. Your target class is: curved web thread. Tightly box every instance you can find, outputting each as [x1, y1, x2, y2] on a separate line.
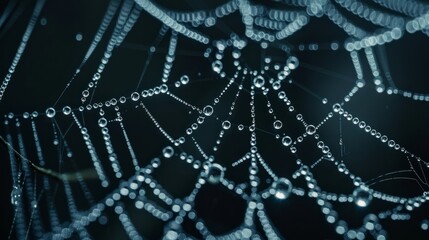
[1, 0, 429, 239]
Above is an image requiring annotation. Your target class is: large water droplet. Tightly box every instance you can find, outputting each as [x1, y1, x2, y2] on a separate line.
[62, 106, 71, 115]
[282, 136, 292, 146]
[203, 105, 213, 116]
[333, 103, 341, 112]
[253, 76, 265, 88]
[180, 75, 189, 85]
[212, 60, 223, 73]
[46, 107, 56, 118]
[271, 178, 293, 200]
[98, 118, 107, 127]
[286, 56, 299, 70]
[205, 163, 224, 184]
[306, 125, 316, 135]
[162, 146, 174, 158]
[273, 120, 283, 129]
[222, 120, 231, 130]
[353, 187, 372, 207]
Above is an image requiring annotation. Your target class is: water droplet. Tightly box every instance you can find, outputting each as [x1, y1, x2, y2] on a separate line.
[282, 136, 292, 146]
[322, 98, 328, 104]
[273, 120, 283, 129]
[162, 146, 174, 158]
[203, 105, 213, 116]
[131, 92, 140, 101]
[45, 107, 56, 118]
[306, 125, 316, 135]
[353, 187, 372, 207]
[253, 76, 265, 88]
[286, 56, 299, 70]
[338, 163, 346, 172]
[333, 103, 341, 112]
[421, 219, 429, 230]
[272, 178, 293, 200]
[10, 186, 22, 206]
[222, 120, 231, 130]
[212, 60, 223, 73]
[180, 75, 189, 85]
[75, 33, 83, 41]
[98, 118, 107, 127]
[205, 163, 224, 184]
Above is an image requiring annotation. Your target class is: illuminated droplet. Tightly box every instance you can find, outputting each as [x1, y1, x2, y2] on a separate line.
[62, 106, 72, 115]
[205, 163, 224, 184]
[180, 75, 189, 85]
[253, 76, 265, 88]
[282, 136, 292, 146]
[273, 120, 283, 129]
[203, 105, 213, 116]
[272, 178, 293, 200]
[306, 125, 316, 135]
[162, 146, 174, 158]
[46, 107, 56, 118]
[98, 118, 107, 127]
[212, 60, 223, 73]
[353, 187, 372, 207]
[222, 120, 231, 130]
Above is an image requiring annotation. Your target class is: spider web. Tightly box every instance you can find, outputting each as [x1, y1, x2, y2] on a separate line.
[1, 0, 429, 239]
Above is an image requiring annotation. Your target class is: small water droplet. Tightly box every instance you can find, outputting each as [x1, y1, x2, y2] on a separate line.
[162, 146, 174, 158]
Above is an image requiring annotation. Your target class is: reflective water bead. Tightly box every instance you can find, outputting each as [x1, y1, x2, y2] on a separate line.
[162, 146, 174, 158]
[273, 120, 283, 129]
[306, 125, 316, 135]
[45, 107, 56, 118]
[222, 120, 231, 130]
[131, 92, 140, 101]
[203, 105, 213, 116]
[333, 103, 341, 112]
[204, 164, 224, 184]
[353, 187, 372, 207]
[180, 75, 189, 85]
[212, 60, 223, 73]
[98, 118, 107, 127]
[286, 56, 299, 70]
[272, 178, 293, 200]
[253, 76, 265, 88]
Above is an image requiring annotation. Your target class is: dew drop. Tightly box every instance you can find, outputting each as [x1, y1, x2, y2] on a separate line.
[306, 125, 316, 135]
[212, 60, 223, 73]
[273, 120, 283, 129]
[282, 136, 292, 146]
[162, 146, 174, 158]
[205, 163, 224, 184]
[180, 75, 189, 85]
[253, 76, 265, 88]
[203, 105, 213, 116]
[333, 103, 341, 112]
[45, 107, 56, 118]
[272, 178, 293, 200]
[222, 120, 231, 130]
[322, 98, 328, 104]
[353, 187, 372, 207]
[98, 118, 107, 127]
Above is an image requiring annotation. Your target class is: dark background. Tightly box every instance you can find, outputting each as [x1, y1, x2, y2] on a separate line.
[1, 0, 429, 239]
